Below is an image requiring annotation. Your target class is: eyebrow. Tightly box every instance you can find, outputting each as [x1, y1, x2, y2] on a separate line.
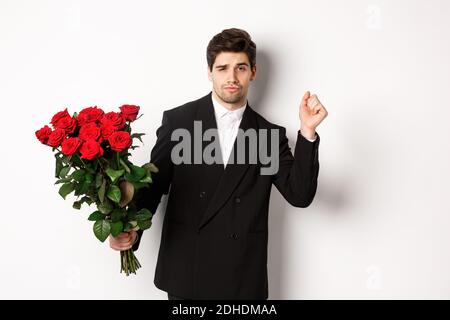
[215, 62, 250, 69]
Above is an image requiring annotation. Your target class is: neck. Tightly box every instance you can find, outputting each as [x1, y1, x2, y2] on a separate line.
[212, 90, 246, 111]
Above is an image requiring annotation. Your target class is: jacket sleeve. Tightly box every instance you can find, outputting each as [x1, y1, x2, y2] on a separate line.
[132, 111, 174, 251]
[272, 128, 320, 208]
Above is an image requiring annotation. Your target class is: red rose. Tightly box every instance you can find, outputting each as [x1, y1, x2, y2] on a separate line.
[35, 125, 52, 144]
[47, 128, 66, 147]
[50, 108, 70, 128]
[79, 123, 102, 141]
[54, 115, 77, 134]
[108, 131, 132, 152]
[100, 125, 117, 140]
[77, 106, 105, 126]
[80, 139, 104, 160]
[61, 137, 82, 156]
[101, 112, 126, 130]
[119, 104, 140, 122]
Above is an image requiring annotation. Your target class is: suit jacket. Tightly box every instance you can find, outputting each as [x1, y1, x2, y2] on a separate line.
[133, 91, 320, 299]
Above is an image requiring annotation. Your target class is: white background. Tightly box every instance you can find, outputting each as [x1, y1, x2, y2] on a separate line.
[1, 0, 449, 299]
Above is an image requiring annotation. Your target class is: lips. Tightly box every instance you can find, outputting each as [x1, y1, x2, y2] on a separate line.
[225, 86, 239, 92]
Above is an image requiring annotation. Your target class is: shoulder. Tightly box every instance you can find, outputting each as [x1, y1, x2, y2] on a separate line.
[251, 108, 285, 132]
[163, 93, 209, 122]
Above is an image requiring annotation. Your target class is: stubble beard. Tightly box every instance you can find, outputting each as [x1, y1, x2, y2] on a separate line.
[214, 86, 245, 105]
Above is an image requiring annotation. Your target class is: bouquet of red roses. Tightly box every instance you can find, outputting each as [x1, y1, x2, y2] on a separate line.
[35, 104, 157, 276]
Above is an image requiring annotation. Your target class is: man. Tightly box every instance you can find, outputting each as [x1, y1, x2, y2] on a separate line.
[109, 28, 328, 300]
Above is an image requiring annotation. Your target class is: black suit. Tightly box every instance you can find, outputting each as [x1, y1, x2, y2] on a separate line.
[133, 92, 320, 299]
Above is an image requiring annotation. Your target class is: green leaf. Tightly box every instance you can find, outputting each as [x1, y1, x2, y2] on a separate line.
[73, 200, 82, 210]
[98, 178, 106, 204]
[88, 211, 104, 221]
[125, 208, 137, 221]
[106, 168, 125, 183]
[124, 223, 139, 232]
[60, 166, 71, 178]
[131, 181, 148, 191]
[135, 208, 152, 221]
[55, 157, 63, 178]
[119, 158, 131, 173]
[125, 221, 138, 230]
[97, 200, 113, 214]
[73, 196, 93, 209]
[110, 221, 123, 237]
[106, 185, 121, 204]
[54, 178, 71, 185]
[59, 182, 75, 200]
[95, 173, 103, 188]
[124, 165, 147, 182]
[74, 182, 82, 195]
[72, 154, 84, 167]
[82, 180, 91, 192]
[80, 196, 94, 205]
[71, 169, 86, 182]
[61, 155, 71, 165]
[84, 164, 96, 175]
[93, 220, 111, 242]
[85, 174, 94, 184]
[111, 209, 124, 223]
[139, 175, 152, 183]
[74, 180, 90, 196]
[143, 162, 159, 173]
[137, 219, 152, 230]
[132, 165, 147, 178]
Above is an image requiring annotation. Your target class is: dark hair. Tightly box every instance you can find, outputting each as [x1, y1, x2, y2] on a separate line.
[206, 28, 256, 72]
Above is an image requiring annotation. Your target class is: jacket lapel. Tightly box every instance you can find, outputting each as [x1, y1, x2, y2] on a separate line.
[196, 92, 258, 231]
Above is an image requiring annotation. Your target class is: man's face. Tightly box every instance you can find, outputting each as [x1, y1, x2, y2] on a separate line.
[207, 51, 256, 109]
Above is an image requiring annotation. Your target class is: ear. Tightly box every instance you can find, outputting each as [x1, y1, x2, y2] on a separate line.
[207, 65, 212, 81]
[250, 65, 257, 81]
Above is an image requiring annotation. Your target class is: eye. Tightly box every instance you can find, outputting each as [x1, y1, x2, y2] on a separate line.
[238, 66, 247, 71]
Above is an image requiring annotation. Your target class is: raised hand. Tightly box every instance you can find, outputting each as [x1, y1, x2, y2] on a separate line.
[299, 91, 328, 139]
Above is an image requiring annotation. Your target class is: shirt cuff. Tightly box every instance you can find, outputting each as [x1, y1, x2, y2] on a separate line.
[298, 130, 317, 142]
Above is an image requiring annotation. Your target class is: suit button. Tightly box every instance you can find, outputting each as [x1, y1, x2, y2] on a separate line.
[235, 197, 241, 204]
[229, 233, 238, 240]
[199, 191, 206, 198]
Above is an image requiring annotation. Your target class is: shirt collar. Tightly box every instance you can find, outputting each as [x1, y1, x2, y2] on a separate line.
[211, 93, 247, 121]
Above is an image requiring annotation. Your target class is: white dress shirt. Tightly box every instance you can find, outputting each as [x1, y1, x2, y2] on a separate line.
[211, 94, 247, 167]
[211, 94, 317, 168]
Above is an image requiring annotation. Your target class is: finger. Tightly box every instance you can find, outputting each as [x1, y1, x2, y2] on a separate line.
[307, 95, 319, 109]
[116, 232, 131, 239]
[117, 236, 132, 243]
[311, 101, 323, 114]
[111, 233, 131, 243]
[301, 91, 310, 107]
[111, 245, 132, 251]
[302, 91, 310, 102]
[110, 242, 131, 251]
[115, 232, 131, 240]
[112, 241, 133, 250]
[318, 105, 328, 117]
[119, 243, 133, 250]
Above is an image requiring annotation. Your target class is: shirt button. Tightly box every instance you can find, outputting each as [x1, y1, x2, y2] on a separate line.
[199, 191, 206, 198]
[235, 197, 241, 204]
[229, 233, 238, 240]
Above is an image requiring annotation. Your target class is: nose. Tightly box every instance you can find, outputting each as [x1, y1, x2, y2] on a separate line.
[226, 68, 238, 83]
